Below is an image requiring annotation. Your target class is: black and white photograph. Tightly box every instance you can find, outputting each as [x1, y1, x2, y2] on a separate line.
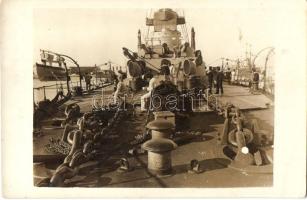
[1, 0, 306, 198]
[33, 6, 275, 188]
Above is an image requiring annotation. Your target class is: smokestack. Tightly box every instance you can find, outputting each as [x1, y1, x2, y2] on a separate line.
[191, 27, 195, 50]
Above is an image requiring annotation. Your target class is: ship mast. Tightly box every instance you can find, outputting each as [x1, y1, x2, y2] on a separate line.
[137, 30, 142, 50]
[191, 27, 195, 50]
[245, 43, 253, 70]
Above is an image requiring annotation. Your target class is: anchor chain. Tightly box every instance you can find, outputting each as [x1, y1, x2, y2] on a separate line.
[39, 102, 130, 187]
[45, 138, 71, 155]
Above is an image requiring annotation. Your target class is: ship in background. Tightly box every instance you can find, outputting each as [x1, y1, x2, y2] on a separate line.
[218, 44, 275, 96]
[34, 50, 68, 81]
[34, 50, 101, 81]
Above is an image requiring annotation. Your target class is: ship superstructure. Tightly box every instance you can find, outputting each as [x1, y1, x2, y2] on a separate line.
[124, 9, 199, 76]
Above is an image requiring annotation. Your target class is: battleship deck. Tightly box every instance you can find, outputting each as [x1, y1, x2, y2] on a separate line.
[33, 83, 274, 187]
[215, 84, 273, 110]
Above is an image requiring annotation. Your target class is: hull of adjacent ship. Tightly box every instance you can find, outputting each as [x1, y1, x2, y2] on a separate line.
[35, 63, 67, 81]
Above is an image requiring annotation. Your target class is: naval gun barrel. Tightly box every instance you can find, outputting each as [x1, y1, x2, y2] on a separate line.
[123, 47, 137, 61]
[122, 47, 160, 73]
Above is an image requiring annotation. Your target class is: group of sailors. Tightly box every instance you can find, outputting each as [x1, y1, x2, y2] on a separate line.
[139, 62, 238, 110]
[139, 42, 194, 59]
[114, 44, 265, 109]
[83, 69, 125, 92]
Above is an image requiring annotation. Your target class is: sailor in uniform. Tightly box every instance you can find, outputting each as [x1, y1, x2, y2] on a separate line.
[140, 62, 170, 111]
[113, 75, 126, 104]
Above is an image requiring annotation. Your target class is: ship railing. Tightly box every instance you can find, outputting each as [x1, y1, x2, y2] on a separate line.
[33, 82, 71, 104]
[33, 79, 108, 104]
[231, 74, 275, 97]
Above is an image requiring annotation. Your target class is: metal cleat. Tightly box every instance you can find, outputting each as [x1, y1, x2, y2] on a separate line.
[188, 159, 203, 174]
[117, 158, 133, 173]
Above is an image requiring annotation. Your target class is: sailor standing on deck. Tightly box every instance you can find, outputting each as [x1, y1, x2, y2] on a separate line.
[140, 61, 170, 111]
[251, 68, 260, 92]
[181, 42, 194, 57]
[226, 68, 231, 84]
[207, 66, 213, 94]
[113, 75, 126, 104]
[169, 64, 175, 83]
[85, 73, 92, 91]
[194, 50, 207, 90]
[258, 70, 265, 90]
[231, 69, 236, 85]
[215, 66, 224, 95]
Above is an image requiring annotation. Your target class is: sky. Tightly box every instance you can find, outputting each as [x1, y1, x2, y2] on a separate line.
[33, 6, 277, 69]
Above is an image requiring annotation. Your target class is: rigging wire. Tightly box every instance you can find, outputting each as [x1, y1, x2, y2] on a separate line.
[184, 25, 189, 42]
[146, 9, 152, 43]
[182, 10, 189, 42]
[180, 24, 188, 43]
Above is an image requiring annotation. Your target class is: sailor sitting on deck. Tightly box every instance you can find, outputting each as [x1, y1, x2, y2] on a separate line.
[141, 61, 171, 111]
[180, 42, 194, 57]
[161, 43, 173, 58]
[139, 44, 152, 58]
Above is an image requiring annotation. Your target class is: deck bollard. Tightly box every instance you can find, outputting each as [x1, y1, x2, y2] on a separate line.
[142, 138, 177, 176]
[146, 119, 174, 139]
